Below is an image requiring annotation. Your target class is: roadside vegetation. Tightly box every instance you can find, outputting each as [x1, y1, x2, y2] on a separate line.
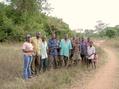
[0, 0, 77, 42]
[0, 43, 105, 89]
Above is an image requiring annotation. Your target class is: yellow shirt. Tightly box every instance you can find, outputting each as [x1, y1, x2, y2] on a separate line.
[31, 37, 42, 55]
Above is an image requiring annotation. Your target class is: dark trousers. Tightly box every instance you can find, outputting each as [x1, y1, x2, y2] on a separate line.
[61, 56, 68, 66]
[80, 54, 87, 63]
[40, 58, 48, 72]
[31, 55, 40, 75]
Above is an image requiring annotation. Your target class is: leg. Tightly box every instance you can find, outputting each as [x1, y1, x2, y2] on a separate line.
[87, 59, 91, 68]
[28, 56, 33, 77]
[91, 60, 94, 69]
[94, 61, 96, 69]
[43, 58, 47, 72]
[74, 53, 79, 65]
[35, 55, 40, 74]
[23, 55, 29, 80]
[67, 57, 70, 67]
[40, 59, 43, 72]
[87, 59, 89, 68]
[39, 55, 41, 71]
[61, 56, 65, 67]
[49, 55, 54, 69]
[84, 55, 87, 64]
[58, 56, 62, 67]
[69, 51, 73, 66]
[64, 56, 68, 67]
[47, 55, 50, 70]
[89, 59, 92, 68]
[81, 54, 85, 63]
[31, 55, 35, 74]
[64, 56, 67, 66]
[54, 56, 58, 68]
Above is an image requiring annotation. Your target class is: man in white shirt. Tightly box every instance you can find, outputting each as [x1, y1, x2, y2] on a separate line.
[40, 36, 48, 72]
[87, 41, 96, 68]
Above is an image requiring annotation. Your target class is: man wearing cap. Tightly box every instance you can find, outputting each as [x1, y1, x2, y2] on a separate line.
[31, 32, 42, 75]
[22, 34, 33, 80]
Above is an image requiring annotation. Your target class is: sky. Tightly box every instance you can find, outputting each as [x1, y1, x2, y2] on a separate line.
[0, 0, 119, 30]
[48, 0, 119, 30]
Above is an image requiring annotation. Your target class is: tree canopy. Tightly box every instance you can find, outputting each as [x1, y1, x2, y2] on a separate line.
[0, 0, 72, 42]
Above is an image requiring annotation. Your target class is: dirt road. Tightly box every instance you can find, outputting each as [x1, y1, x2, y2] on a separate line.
[71, 40, 119, 89]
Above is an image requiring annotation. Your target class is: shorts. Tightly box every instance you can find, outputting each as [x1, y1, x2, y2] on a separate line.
[62, 56, 68, 60]
[88, 59, 92, 64]
[80, 54, 86, 58]
[72, 52, 81, 61]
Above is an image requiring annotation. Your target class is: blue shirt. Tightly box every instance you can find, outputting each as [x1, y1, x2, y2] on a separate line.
[60, 39, 72, 57]
[48, 38, 59, 56]
[80, 41, 87, 55]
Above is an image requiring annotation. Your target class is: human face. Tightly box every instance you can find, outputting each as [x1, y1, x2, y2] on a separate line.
[27, 37, 32, 43]
[36, 32, 40, 39]
[64, 35, 68, 40]
[82, 38, 84, 41]
[90, 42, 93, 47]
[42, 37, 46, 42]
[79, 37, 80, 41]
[52, 33, 56, 39]
[87, 37, 90, 42]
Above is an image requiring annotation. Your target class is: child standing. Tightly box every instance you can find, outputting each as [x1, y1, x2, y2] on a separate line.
[87, 41, 96, 68]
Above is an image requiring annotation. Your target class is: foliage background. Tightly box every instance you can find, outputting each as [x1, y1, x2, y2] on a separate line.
[0, 0, 76, 42]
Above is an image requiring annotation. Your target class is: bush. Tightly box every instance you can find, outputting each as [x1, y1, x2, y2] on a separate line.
[106, 29, 116, 38]
[0, 2, 72, 42]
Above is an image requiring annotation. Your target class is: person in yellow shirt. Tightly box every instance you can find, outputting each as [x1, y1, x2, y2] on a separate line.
[31, 32, 42, 75]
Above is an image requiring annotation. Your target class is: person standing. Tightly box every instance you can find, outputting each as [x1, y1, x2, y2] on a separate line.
[72, 37, 80, 64]
[22, 34, 33, 80]
[70, 36, 76, 61]
[60, 34, 72, 67]
[86, 37, 92, 47]
[80, 37, 87, 63]
[40, 36, 48, 72]
[31, 32, 42, 75]
[87, 41, 96, 68]
[48, 33, 59, 69]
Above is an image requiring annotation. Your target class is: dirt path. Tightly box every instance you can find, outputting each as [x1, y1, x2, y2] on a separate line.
[72, 40, 118, 89]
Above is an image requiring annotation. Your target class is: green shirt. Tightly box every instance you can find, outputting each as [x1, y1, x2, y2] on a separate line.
[60, 39, 72, 57]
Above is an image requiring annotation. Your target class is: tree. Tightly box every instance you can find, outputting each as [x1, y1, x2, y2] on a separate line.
[84, 29, 94, 37]
[95, 20, 108, 32]
[106, 29, 116, 38]
[0, 1, 71, 42]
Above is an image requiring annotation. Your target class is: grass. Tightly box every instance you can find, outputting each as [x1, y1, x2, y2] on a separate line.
[0, 43, 106, 89]
[106, 37, 119, 49]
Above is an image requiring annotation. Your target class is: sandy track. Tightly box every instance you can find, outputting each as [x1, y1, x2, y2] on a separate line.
[72, 40, 118, 89]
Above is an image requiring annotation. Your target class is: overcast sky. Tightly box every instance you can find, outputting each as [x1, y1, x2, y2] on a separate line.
[48, 0, 119, 30]
[1, 0, 119, 30]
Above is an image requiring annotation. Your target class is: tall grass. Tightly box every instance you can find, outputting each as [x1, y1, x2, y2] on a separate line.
[0, 43, 105, 89]
[106, 37, 119, 49]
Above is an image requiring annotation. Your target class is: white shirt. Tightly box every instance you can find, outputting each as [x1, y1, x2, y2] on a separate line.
[40, 41, 48, 59]
[87, 46, 96, 59]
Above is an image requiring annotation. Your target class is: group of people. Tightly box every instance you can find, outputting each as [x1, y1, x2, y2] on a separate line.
[22, 32, 97, 80]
